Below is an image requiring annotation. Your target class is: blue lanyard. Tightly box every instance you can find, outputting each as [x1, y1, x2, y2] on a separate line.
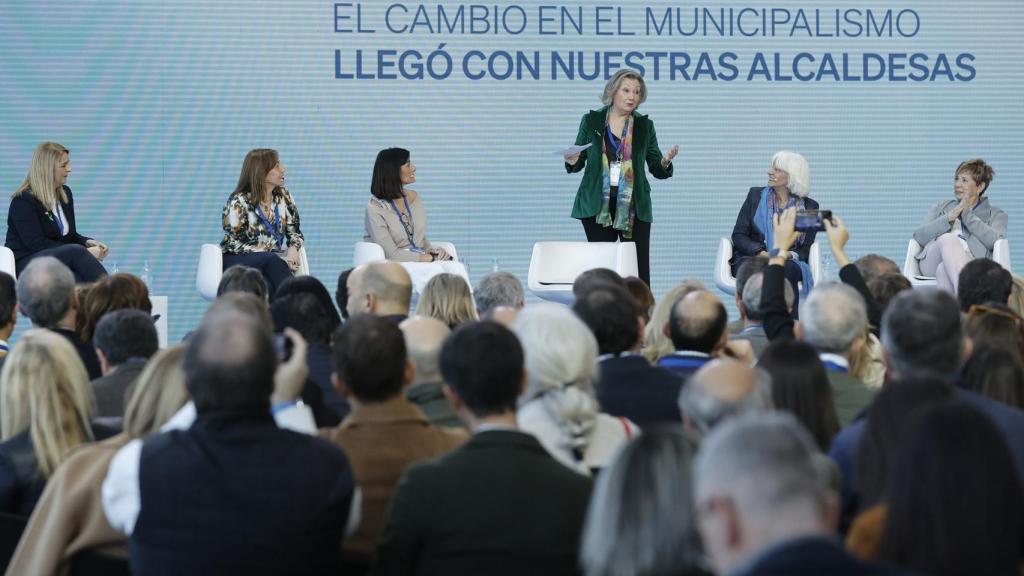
[606, 120, 628, 162]
[388, 196, 420, 252]
[255, 202, 284, 247]
[821, 360, 848, 373]
[658, 356, 709, 370]
[53, 206, 65, 235]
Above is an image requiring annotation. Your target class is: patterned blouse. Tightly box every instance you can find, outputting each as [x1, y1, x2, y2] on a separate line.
[220, 187, 304, 254]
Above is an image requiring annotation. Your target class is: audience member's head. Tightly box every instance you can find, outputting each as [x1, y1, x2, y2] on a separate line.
[734, 256, 769, 312]
[0, 329, 94, 477]
[270, 293, 334, 345]
[581, 429, 705, 576]
[881, 289, 965, 379]
[964, 302, 1024, 359]
[642, 279, 705, 363]
[440, 321, 524, 420]
[961, 343, 1024, 410]
[93, 309, 159, 374]
[205, 292, 273, 334]
[572, 268, 627, 300]
[513, 304, 600, 458]
[273, 275, 341, 335]
[216, 265, 268, 301]
[16, 256, 75, 328]
[623, 276, 654, 324]
[76, 273, 152, 344]
[695, 413, 835, 575]
[879, 401, 1022, 576]
[415, 273, 477, 329]
[958, 258, 1012, 312]
[474, 271, 525, 317]
[757, 340, 839, 452]
[667, 290, 728, 355]
[740, 271, 794, 323]
[332, 314, 409, 403]
[184, 312, 276, 414]
[122, 345, 190, 439]
[346, 261, 412, 318]
[678, 360, 773, 435]
[573, 284, 640, 355]
[855, 375, 955, 508]
[335, 267, 354, 321]
[865, 273, 911, 317]
[399, 315, 450, 386]
[798, 283, 867, 358]
[0, 272, 16, 336]
[853, 254, 900, 285]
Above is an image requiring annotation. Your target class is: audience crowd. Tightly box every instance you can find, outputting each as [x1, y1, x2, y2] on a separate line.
[0, 207, 1021, 575]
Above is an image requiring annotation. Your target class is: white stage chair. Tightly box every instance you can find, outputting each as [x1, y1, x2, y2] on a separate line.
[352, 241, 459, 267]
[0, 247, 15, 279]
[351, 241, 466, 297]
[903, 238, 1011, 287]
[527, 241, 638, 304]
[714, 237, 822, 296]
[196, 244, 309, 301]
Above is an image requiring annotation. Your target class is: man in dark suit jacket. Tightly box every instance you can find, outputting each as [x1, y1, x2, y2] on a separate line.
[374, 322, 592, 576]
[573, 284, 683, 427]
[15, 256, 102, 378]
[91, 309, 159, 418]
[695, 413, 905, 576]
[656, 291, 729, 380]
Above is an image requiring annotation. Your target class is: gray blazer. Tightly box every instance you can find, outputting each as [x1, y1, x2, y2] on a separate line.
[363, 191, 432, 262]
[913, 197, 1007, 260]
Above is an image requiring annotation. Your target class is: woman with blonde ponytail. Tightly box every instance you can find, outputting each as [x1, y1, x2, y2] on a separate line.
[0, 329, 108, 516]
[5, 142, 109, 282]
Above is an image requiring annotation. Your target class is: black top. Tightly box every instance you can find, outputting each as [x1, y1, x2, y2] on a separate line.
[596, 355, 684, 428]
[51, 327, 103, 381]
[5, 186, 90, 270]
[732, 536, 911, 576]
[730, 187, 819, 274]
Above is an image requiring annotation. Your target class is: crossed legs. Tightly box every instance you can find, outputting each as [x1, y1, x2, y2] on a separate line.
[918, 232, 973, 293]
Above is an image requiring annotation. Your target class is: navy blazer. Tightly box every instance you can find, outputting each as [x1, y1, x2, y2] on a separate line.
[597, 356, 684, 428]
[730, 187, 819, 274]
[5, 186, 90, 270]
[732, 536, 909, 576]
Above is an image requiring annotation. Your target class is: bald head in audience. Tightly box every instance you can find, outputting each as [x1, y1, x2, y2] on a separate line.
[346, 262, 412, 319]
[400, 315, 450, 386]
[678, 360, 773, 434]
[665, 290, 729, 355]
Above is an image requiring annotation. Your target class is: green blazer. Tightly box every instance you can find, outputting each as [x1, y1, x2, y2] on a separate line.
[566, 107, 674, 223]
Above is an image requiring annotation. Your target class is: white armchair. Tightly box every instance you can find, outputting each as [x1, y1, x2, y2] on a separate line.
[714, 237, 821, 296]
[0, 247, 15, 279]
[197, 245, 309, 301]
[352, 241, 459, 267]
[903, 238, 1011, 286]
[527, 241, 639, 304]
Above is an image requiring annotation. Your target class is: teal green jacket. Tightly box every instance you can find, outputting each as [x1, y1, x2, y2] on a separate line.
[566, 107, 674, 222]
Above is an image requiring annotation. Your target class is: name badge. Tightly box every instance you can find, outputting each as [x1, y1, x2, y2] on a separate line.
[609, 162, 622, 183]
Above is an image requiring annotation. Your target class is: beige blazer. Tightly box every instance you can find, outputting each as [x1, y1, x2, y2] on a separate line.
[363, 191, 432, 262]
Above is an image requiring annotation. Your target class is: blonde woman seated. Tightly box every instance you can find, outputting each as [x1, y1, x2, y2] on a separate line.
[513, 304, 639, 475]
[364, 148, 467, 293]
[913, 159, 1007, 293]
[8, 345, 189, 575]
[0, 330, 113, 516]
[415, 273, 477, 329]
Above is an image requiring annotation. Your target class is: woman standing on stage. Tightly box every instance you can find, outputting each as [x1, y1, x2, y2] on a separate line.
[6, 142, 109, 282]
[221, 148, 303, 295]
[564, 69, 679, 286]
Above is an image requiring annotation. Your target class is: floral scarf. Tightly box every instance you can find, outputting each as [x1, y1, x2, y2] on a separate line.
[596, 110, 636, 238]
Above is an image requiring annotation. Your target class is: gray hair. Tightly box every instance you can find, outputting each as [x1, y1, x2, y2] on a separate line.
[474, 271, 524, 316]
[217, 265, 268, 301]
[695, 412, 826, 523]
[513, 304, 599, 458]
[881, 288, 964, 377]
[741, 272, 794, 322]
[771, 150, 810, 197]
[581, 429, 706, 576]
[16, 256, 75, 327]
[678, 368, 773, 435]
[799, 283, 867, 354]
[600, 69, 648, 107]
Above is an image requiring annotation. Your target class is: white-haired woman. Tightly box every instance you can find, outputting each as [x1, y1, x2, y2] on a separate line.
[563, 69, 680, 286]
[0, 330, 108, 516]
[730, 150, 819, 314]
[513, 304, 639, 475]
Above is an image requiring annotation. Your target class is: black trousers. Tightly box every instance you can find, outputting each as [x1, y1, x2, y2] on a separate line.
[580, 217, 651, 286]
[223, 252, 293, 296]
[19, 244, 108, 283]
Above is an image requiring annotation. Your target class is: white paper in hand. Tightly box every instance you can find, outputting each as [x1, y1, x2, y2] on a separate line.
[556, 143, 592, 156]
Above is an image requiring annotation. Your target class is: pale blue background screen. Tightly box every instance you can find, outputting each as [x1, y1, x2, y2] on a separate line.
[1, 1, 1021, 342]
